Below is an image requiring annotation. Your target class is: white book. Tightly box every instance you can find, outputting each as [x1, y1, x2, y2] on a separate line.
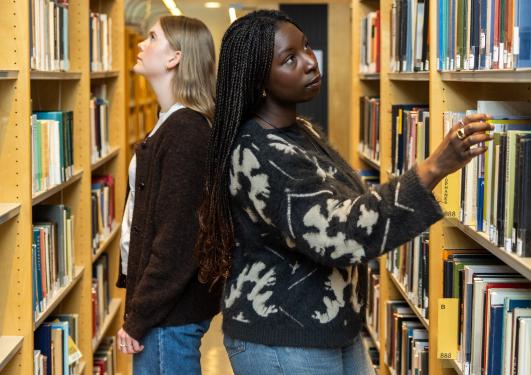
[510, 308, 531, 374]
[48, 1, 55, 70]
[516, 318, 531, 375]
[504, 305, 531, 375]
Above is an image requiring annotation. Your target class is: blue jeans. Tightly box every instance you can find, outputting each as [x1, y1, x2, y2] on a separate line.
[133, 320, 211, 375]
[224, 334, 376, 375]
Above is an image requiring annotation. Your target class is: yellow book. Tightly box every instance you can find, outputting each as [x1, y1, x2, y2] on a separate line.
[441, 112, 463, 219]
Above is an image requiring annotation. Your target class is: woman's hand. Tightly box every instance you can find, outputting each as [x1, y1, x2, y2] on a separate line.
[117, 327, 144, 355]
[416, 113, 493, 190]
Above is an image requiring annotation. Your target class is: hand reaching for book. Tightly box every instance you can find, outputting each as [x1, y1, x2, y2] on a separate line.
[416, 113, 493, 190]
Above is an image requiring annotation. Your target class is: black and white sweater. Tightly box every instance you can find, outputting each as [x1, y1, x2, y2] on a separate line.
[222, 119, 443, 348]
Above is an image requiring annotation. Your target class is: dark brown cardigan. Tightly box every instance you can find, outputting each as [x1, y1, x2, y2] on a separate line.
[116, 108, 221, 340]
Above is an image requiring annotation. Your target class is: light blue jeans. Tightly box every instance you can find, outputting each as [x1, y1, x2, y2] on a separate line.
[133, 320, 211, 375]
[224, 334, 376, 375]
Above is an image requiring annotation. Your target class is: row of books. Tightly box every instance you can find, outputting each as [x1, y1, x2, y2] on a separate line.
[391, 104, 430, 176]
[385, 301, 429, 375]
[30, 0, 70, 72]
[443, 250, 531, 375]
[386, 233, 430, 319]
[31, 111, 75, 195]
[90, 12, 113, 72]
[94, 337, 117, 375]
[92, 254, 111, 345]
[32, 204, 75, 320]
[358, 96, 381, 164]
[391, 0, 430, 72]
[359, 11, 381, 74]
[90, 91, 111, 163]
[437, 0, 531, 71]
[441, 101, 531, 256]
[34, 314, 82, 375]
[91, 175, 116, 253]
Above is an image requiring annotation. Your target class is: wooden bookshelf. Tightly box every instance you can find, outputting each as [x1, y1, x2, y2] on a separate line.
[349, 0, 531, 374]
[360, 73, 380, 80]
[388, 272, 430, 329]
[0, 1, 128, 374]
[0, 70, 18, 80]
[33, 266, 85, 330]
[0, 203, 21, 225]
[440, 69, 531, 83]
[358, 151, 381, 171]
[92, 224, 120, 263]
[91, 298, 121, 352]
[388, 72, 430, 81]
[91, 147, 120, 171]
[0, 336, 23, 372]
[31, 170, 84, 205]
[90, 70, 120, 80]
[30, 71, 82, 80]
[445, 218, 531, 281]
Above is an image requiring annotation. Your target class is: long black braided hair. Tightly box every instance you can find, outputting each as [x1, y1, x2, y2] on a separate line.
[195, 10, 296, 284]
[195, 10, 368, 315]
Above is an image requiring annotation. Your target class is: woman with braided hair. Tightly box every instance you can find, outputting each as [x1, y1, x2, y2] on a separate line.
[195, 10, 492, 374]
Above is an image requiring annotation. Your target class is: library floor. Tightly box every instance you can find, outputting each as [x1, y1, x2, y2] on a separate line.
[200, 315, 234, 375]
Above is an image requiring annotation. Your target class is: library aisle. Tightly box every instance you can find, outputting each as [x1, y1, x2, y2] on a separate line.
[1, 0, 531, 375]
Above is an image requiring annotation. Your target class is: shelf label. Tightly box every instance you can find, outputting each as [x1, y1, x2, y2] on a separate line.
[437, 298, 459, 359]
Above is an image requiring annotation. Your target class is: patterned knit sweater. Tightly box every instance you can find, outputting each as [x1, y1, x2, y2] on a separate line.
[223, 119, 443, 348]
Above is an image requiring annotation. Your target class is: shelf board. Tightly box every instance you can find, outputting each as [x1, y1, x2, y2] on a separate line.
[388, 272, 430, 330]
[34, 266, 85, 330]
[365, 324, 380, 352]
[90, 70, 120, 80]
[0, 70, 18, 80]
[0, 203, 21, 225]
[445, 218, 531, 281]
[388, 72, 429, 81]
[92, 224, 120, 263]
[32, 170, 84, 206]
[30, 71, 82, 80]
[449, 359, 464, 375]
[91, 147, 120, 171]
[440, 69, 531, 82]
[358, 151, 381, 171]
[0, 336, 24, 372]
[359, 72, 380, 80]
[92, 299, 121, 352]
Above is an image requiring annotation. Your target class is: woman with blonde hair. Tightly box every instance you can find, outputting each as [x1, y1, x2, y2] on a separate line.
[115, 16, 221, 374]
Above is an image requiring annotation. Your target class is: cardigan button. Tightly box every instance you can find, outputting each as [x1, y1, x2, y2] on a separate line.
[139, 182, 145, 190]
[141, 142, 147, 149]
[133, 225, 139, 232]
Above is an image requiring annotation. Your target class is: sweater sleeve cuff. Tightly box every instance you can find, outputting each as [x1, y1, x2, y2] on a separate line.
[123, 311, 150, 341]
[397, 168, 444, 227]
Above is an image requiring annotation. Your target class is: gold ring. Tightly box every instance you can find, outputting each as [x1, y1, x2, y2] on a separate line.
[457, 128, 466, 140]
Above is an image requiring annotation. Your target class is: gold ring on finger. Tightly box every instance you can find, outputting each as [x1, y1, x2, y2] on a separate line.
[457, 128, 466, 140]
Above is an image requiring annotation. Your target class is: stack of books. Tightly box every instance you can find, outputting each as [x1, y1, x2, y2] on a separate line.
[90, 12, 112, 72]
[360, 11, 380, 74]
[442, 250, 531, 374]
[391, 0, 430, 72]
[442, 101, 531, 256]
[390, 104, 430, 176]
[30, 0, 70, 71]
[359, 96, 381, 163]
[385, 301, 429, 375]
[32, 204, 75, 320]
[387, 232, 430, 320]
[91, 175, 116, 253]
[437, 0, 531, 71]
[31, 111, 75, 195]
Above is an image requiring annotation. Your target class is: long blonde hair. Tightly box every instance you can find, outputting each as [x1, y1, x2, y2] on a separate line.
[160, 16, 216, 123]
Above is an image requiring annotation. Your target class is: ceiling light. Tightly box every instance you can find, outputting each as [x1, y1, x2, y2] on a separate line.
[162, 0, 183, 15]
[229, 7, 237, 23]
[205, 2, 221, 8]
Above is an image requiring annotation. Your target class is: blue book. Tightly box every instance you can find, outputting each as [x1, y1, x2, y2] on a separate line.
[487, 305, 504, 375]
[515, 0, 531, 68]
[479, 0, 488, 68]
[33, 228, 43, 314]
[47, 321, 69, 374]
[34, 324, 52, 375]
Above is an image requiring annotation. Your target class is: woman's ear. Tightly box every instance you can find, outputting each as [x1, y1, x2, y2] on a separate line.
[167, 51, 182, 70]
